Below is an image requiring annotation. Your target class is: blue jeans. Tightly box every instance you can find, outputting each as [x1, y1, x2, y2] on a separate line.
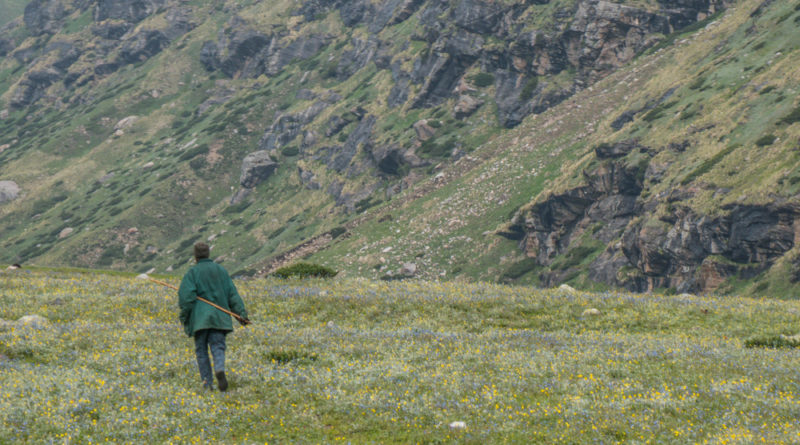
[194, 329, 226, 389]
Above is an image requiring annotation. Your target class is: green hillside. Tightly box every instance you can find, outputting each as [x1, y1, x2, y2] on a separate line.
[0, 0, 797, 297]
[309, 0, 800, 297]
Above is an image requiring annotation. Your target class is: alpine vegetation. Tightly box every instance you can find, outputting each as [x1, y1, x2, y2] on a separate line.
[1, 268, 800, 442]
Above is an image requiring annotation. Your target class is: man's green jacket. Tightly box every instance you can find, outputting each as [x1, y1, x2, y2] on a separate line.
[178, 259, 248, 337]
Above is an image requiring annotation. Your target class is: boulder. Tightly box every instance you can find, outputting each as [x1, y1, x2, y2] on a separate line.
[453, 95, 483, 119]
[239, 151, 278, 188]
[58, 227, 74, 238]
[449, 421, 467, 430]
[558, 284, 576, 293]
[17, 315, 50, 329]
[114, 116, 138, 130]
[400, 263, 417, 276]
[0, 181, 21, 203]
[413, 120, 436, 141]
[582, 308, 601, 316]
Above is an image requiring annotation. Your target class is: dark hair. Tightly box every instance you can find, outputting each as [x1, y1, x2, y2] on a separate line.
[193, 242, 210, 259]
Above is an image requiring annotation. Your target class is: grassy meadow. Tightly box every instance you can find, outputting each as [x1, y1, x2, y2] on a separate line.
[1, 268, 800, 443]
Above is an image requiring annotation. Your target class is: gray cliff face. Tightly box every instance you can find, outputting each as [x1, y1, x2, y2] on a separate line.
[8, 0, 724, 136]
[196, 0, 724, 211]
[24, 0, 69, 36]
[510, 135, 800, 294]
[198, 0, 724, 129]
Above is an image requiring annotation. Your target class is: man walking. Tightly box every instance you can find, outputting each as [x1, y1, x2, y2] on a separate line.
[178, 242, 249, 391]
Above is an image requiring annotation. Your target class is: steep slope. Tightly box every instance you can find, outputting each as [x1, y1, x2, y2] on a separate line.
[0, 0, 723, 277]
[307, 0, 800, 297]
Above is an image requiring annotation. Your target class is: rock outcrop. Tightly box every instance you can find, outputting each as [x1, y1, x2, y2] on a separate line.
[617, 203, 800, 292]
[24, 0, 69, 36]
[200, 16, 330, 79]
[511, 133, 800, 294]
[258, 101, 330, 153]
[94, 0, 166, 23]
[0, 181, 20, 203]
[196, 0, 723, 131]
[239, 151, 278, 189]
[232, 151, 278, 204]
[510, 148, 646, 268]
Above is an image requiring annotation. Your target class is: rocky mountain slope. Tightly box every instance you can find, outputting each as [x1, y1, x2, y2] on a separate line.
[0, 0, 797, 296]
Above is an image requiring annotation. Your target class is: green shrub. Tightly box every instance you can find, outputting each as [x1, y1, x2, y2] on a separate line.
[744, 335, 800, 349]
[500, 258, 537, 281]
[223, 200, 251, 215]
[281, 146, 300, 157]
[520, 76, 539, 101]
[755, 134, 776, 146]
[269, 226, 286, 238]
[781, 106, 800, 125]
[189, 157, 206, 172]
[31, 194, 68, 215]
[264, 349, 318, 364]
[329, 226, 347, 239]
[681, 144, 739, 185]
[179, 144, 209, 161]
[688, 77, 706, 90]
[273, 262, 338, 279]
[469, 72, 495, 88]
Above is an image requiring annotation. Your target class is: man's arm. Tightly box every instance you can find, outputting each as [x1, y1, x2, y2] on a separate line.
[225, 272, 248, 321]
[177, 271, 197, 324]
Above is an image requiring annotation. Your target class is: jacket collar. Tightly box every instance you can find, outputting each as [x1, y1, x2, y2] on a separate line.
[197, 258, 213, 264]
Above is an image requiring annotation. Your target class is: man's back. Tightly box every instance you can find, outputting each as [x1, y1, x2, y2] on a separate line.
[178, 258, 247, 336]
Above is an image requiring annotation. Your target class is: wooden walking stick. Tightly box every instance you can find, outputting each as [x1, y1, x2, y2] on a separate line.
[146, 277, 251, 325]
